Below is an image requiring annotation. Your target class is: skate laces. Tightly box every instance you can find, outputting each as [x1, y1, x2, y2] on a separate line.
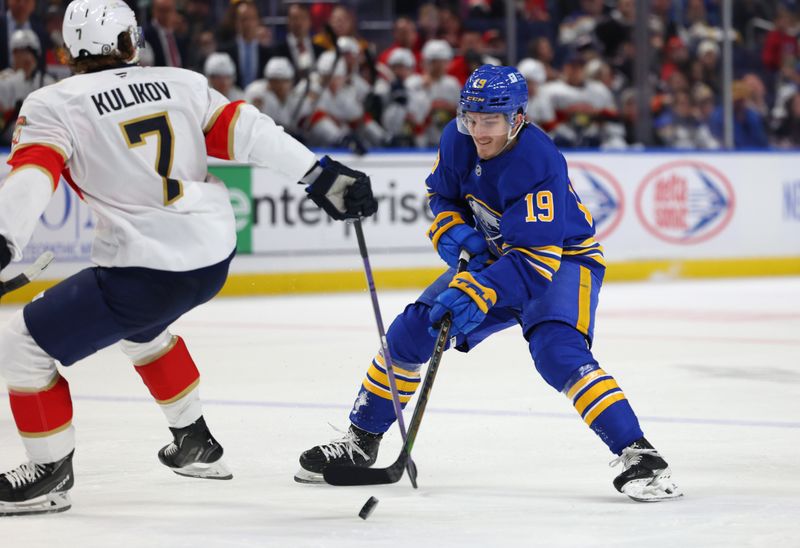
[609, 446, 662, 470]
[2, 462, 47, 489]
[319, 426, 370, 463]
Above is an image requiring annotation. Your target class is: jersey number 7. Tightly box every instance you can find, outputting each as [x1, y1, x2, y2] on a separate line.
[120, 112, 183, 206]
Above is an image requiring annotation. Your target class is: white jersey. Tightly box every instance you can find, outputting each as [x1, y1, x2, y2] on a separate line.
[1, 65, 316, 271]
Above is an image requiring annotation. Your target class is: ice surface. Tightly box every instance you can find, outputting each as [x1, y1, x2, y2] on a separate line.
[1, 277, 798, 547]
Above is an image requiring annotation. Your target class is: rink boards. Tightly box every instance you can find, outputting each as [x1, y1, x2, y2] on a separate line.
[1, 150, 799, 303]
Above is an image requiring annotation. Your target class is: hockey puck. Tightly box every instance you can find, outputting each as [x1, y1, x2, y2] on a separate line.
[358, 496, 379, 520]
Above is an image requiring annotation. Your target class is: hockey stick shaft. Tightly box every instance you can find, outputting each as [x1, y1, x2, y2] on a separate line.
[0, 251, 55, 299]
[352, 219, 418, 487]
[324, 250, 470, 486]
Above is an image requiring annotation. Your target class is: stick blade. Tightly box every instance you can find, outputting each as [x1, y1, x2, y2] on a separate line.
[323, 458, 406, 486]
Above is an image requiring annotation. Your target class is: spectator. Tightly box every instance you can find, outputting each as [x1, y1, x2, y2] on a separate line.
[244, 57, 302, 135]
[331, 37, 373, 108]
[516, 57, 549, 125]
[377, 17, 421, 69]
[143, 0, 187, 68]
[314, 5, 367, 52]
[771, 57, 800, 124]
[439, 7, 463, 47]
[655, 90, 719, 149]
[306, 50, 386, 152]
[448, 28, 501, 84]
[43, 4, 69, 81]
[558, 0, 605, 49]
[0, 0, 48, 71]
[538, 52, 625, 148]
[220, 1, 270, 90]
[528, 36, 559, 82]
[660, 36, 691, 85]
[0, 29, 55, 145]
[691, 39, 721, 94]
[406, 39, 461, 147]
[773, 91, 800, 147]
[417, 3, 440, 44]
[376, 48, 427, 147]
[710, 80, 769, 148]
[762, 7, 798, 74]
[270, 3, 324, 78]
[594, 0, 634, 61]
[203, 52, 243, 102]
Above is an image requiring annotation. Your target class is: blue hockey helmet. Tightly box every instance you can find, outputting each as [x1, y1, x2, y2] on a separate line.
[457, 65, 528, 137]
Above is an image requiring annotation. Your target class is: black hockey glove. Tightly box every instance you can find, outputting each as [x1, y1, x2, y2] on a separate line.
[301, 156, 378, 220]
[0, 235, 11, 271]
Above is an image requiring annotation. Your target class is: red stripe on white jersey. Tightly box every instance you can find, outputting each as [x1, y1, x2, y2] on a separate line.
[204, 101, 245, 160]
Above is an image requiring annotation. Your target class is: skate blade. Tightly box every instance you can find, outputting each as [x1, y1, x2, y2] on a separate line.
[170, 459, 233, 480]
[0, 491, 71, 517]
[293, 468, 324, 484]
[622, 468, 683, 502]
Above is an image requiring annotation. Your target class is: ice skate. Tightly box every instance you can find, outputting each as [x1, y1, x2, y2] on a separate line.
[610, 438, 683, 502]
[158, 416, 232, 480]
[294, 425, 382, 484]
[0, 451, 74, 516]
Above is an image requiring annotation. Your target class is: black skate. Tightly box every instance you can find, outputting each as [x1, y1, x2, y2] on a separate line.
[0, 451, 74, 516]
[610, 437, 683, 502]
[158, 416, 232, 480]
[294, 425, 382, 484]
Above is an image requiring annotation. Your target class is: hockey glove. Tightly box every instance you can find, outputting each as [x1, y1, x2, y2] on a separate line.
[428, 212, 492, 271]
[428, 271, 497, 337]
[301, 155, 378, 220]
[0, 235, 11, 271]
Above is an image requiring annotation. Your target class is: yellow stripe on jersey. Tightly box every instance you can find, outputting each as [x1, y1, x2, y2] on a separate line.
[583, 392, 626, 426]
[576, 266, 592, 335]
[573, 378, 619, 416]
[507, 246, 563, 272]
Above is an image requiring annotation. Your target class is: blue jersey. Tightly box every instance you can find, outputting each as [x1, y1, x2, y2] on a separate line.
[425, 119, 605, 307]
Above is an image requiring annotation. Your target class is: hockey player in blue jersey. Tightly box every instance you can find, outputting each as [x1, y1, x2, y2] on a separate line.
[295, 65, 682, 502]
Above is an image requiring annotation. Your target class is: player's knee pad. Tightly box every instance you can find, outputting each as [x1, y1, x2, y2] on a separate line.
[0, 310, 58, 389]
[129, 334, 200, 405]
[528, 321, 597, 392]
[386, 302, 437, 366]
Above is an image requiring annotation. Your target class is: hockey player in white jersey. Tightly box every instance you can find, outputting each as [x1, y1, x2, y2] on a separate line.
[244, 57, 303, 136]
[0, 0, 377, 516]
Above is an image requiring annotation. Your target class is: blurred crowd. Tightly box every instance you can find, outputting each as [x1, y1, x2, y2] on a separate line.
[2, 0, 800, 151]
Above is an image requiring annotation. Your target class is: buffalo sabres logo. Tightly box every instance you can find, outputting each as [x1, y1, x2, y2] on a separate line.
[467, 195, 502, 255]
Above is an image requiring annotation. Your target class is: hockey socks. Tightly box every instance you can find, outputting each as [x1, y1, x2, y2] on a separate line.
[133, 335, 202, 428]
[349, 352, 421, 433]
[8, 374, 75, 464]
[563, 364, 643, 454]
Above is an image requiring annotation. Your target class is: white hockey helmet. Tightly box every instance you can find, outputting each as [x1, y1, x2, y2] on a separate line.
[264, 56, 295, 80]
[316, 50, 346, 77]
[387, 47, 415, 69]
[63, 0, 141, 60]
[204, 52, 236, 78]
[516, 58, 546, 85]
[422, 39, 453, 62]
[10, 29, 41, 56]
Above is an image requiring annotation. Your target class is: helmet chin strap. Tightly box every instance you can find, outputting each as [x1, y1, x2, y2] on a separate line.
[494, 115, 526, 157]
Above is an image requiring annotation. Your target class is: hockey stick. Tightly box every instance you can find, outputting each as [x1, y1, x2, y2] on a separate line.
[324, 249, 470, 486]
[350, 219, 418, 487]
[0, 251, 55, 300]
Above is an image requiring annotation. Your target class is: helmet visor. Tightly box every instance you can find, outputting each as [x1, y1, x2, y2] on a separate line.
[456, 106, 516, 137]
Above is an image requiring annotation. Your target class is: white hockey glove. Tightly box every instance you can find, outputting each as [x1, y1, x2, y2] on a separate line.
[300, 156, 378, 220]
